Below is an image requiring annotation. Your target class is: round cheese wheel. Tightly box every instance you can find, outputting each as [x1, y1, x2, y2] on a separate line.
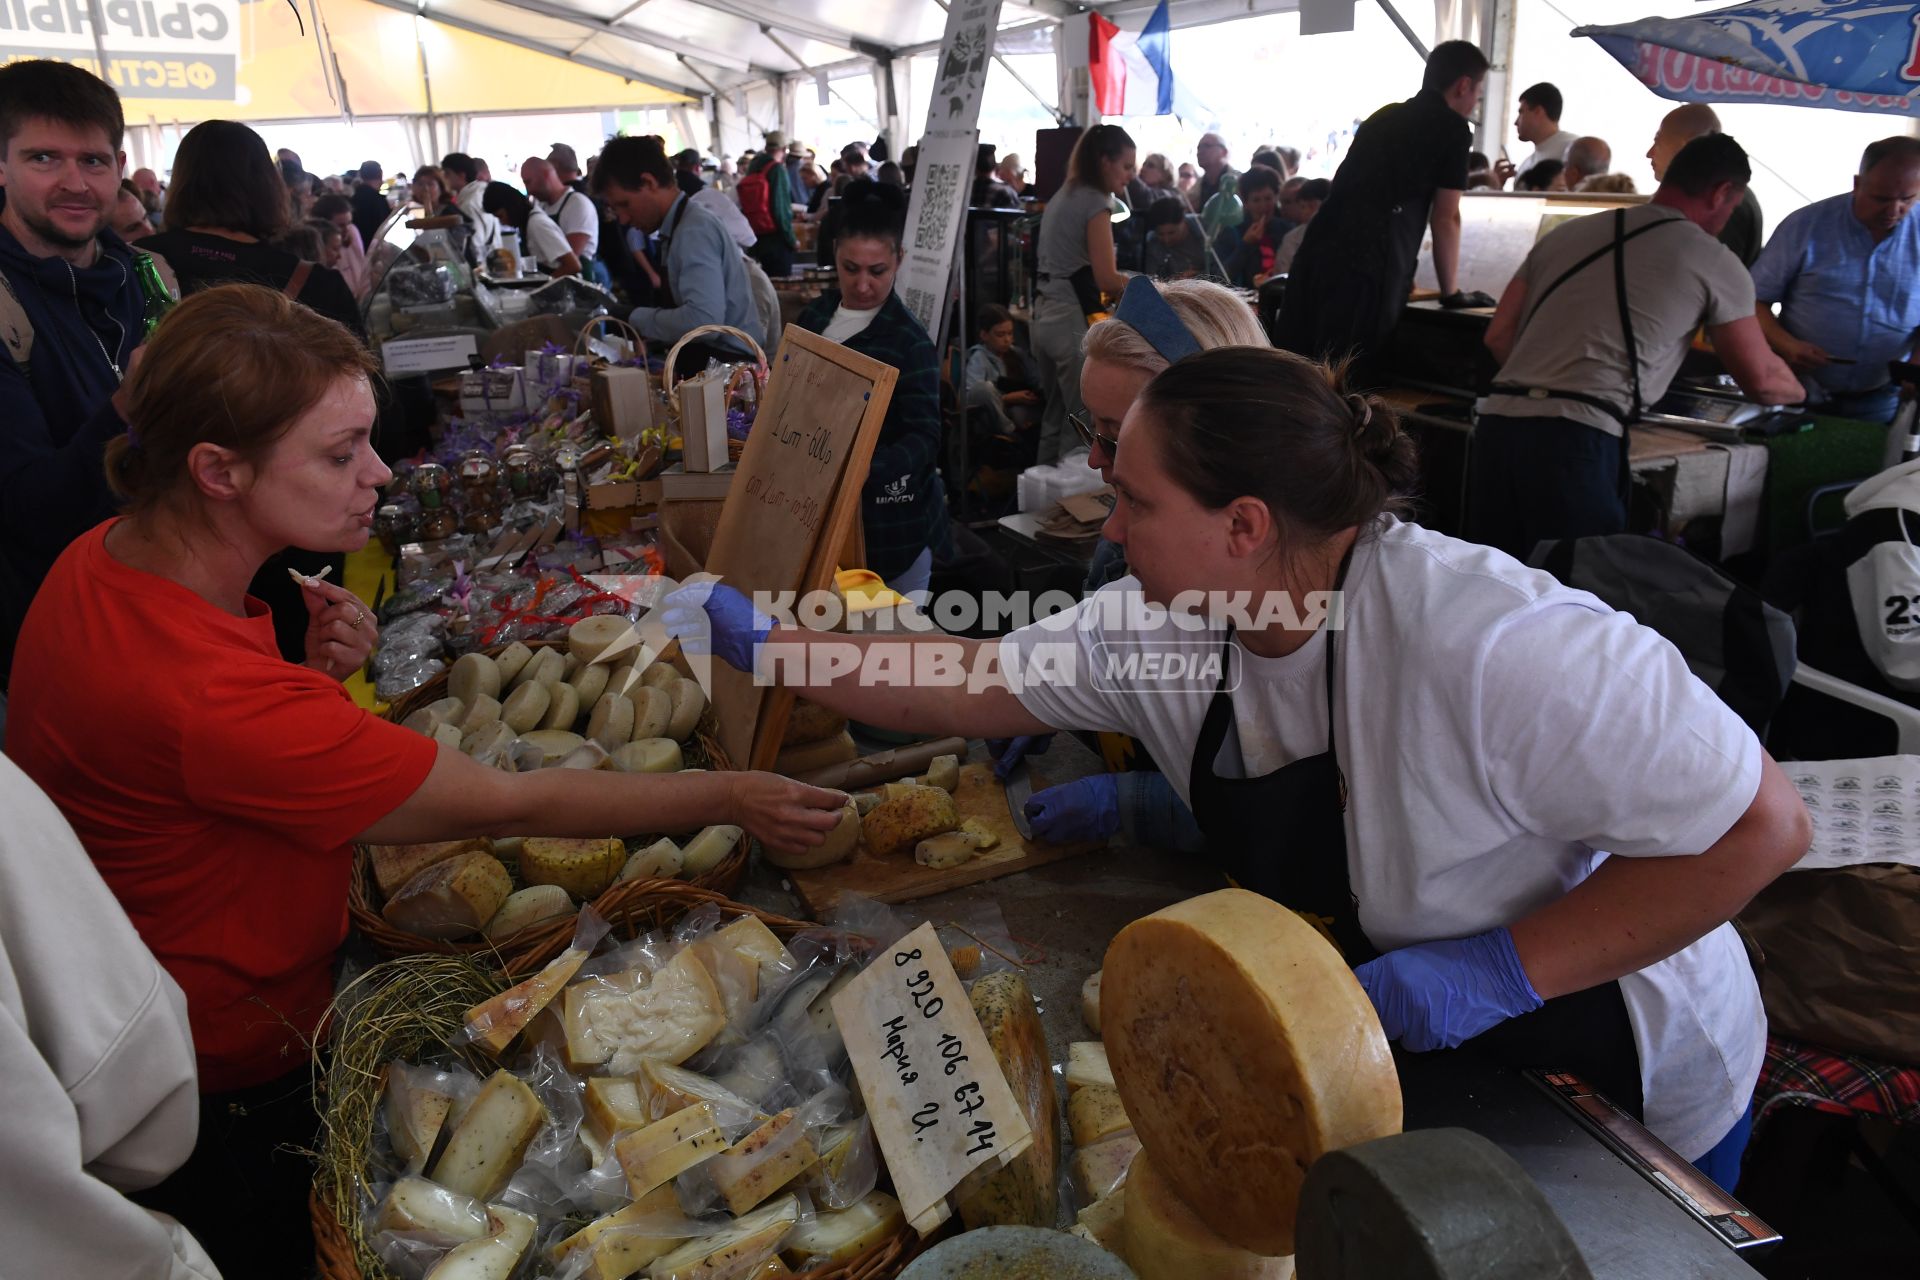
[1103, 889, 1400, 1256]
[762, 801, 860, 870]
[494, 641, 534, 686]
[457, 694, 502, 734]
[540, 681, 581, 732]
[611, 738, 683, 774]
[586, 691, 635, 750]
[639, 662, 681, 691]
[666, 677, 707, 741]
[629, 685, 672, 741]
[500, 681, 552, 733]
[448, 653, 501, 706]
[570, 615, 638, 664]
[461, 720, 515, 759]
[514, 646, 566, 691]
[1294, 1130, 1590, 1280]
[568, 664, 610, 714]
[1123, 1149, 1293, 1280]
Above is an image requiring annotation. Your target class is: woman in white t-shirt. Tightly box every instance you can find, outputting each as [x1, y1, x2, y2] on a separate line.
[667, 345, 1811, 1189]
[481, 182, 581, 277]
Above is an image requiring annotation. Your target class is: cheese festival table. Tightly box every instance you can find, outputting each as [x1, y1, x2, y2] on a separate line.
[728, 735, 1768, 1278]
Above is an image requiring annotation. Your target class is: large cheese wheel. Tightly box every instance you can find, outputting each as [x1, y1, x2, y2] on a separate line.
[1102, 889, 1399, 1256]
[952, 972, 1058, 1229]
[1293, 1129, 1591, 1280]
[1122, 1149, 1293, 1280]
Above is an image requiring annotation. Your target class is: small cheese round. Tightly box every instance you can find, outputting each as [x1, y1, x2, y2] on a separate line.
[666, 677, 707, 741]
[457, 694, 502, 733]
[494, 641, 534, 686]
[539, 681, 581, 732]
[570, 615, 638, 664]
[514, 646, 566, 691]
[1104, 889, 1401, 1256]
[629, 685, 672, 741]
[426, 696, 467, 724]
[500, 681, 552, 734]
[461, 720, 515, 759]
[639, 662, 681, 691]
[611, 738, 684, 774]
[1123, 1149, 1292, 1280]
[568, 664, 609, 714]
[585, 691, 635, 750]
[763, 800, 860, 870]
[448, 653, 501, 706]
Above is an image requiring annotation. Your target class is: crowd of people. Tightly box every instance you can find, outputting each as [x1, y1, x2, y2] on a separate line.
[1, 26, 1914, 1278]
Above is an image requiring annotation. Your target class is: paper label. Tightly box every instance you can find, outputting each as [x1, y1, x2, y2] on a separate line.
[832, 921, 1034, 1233]
[382, 333, 478, 374]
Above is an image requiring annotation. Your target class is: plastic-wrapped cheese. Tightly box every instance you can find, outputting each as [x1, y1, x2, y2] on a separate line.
[432, 1070, 547, 1199]
[565, 949, 726, 1071]
[613, 1101, 727, 1197]
[462, 945, 588, 1054]
[1103, 889, 1400, 1256]
[709, 1108, 820, 1214]
[1122, 1149, 1293, 1280]
[383, 852, 512, 939]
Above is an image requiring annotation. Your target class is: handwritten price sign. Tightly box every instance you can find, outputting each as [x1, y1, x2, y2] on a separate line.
[832, 921, 1033, 1233]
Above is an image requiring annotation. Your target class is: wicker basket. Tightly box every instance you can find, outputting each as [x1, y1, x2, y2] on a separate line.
[312, 889, 921, 1280]
[359, 641, 748, 975]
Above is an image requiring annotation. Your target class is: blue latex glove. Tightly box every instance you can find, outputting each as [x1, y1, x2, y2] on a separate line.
[662, 580, 774, 672]
[1354, 927, 1544, 1052]
[1024, 774, 1121, 844]
[987, 734, 1055, 780]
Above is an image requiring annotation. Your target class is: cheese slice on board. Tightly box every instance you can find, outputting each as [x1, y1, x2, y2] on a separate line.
[1102, 888, 1400, 1257]
[1122, 1149, 1294, 1280]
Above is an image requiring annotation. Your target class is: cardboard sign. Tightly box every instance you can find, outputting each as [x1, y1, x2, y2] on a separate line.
[701, 326, 896, 768]
[831, 922, 1034, 1234]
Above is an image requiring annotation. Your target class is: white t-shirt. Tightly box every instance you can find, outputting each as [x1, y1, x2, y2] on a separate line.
[456, 179, 501, 255]
[1000, 518, 1765, 1159]
[523, 209, 574, 271]
[1517, 127, 1577, 179]
[541, 188, 599, 258]
[822, 303, 881, 345]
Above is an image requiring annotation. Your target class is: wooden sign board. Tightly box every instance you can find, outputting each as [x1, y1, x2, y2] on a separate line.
[703, 325, 897, 769]
[831, 921, 1035, 1234]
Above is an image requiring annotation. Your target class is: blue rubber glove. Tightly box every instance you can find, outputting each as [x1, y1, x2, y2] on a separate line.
[1023, 774, 1121, 844]
[662, 580, 774, 672]
[987, 734, 1055, 780]
[1354, 927, 1544, 1053]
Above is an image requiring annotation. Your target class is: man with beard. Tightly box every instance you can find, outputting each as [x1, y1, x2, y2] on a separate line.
[0, 60, 144, 688]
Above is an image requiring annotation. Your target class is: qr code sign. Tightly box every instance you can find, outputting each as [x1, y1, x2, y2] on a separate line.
[914, 163, 963, 252]
[902, 285, 937, 327]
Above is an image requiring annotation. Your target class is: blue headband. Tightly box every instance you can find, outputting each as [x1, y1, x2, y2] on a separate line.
[1113, 276, 1201, 365]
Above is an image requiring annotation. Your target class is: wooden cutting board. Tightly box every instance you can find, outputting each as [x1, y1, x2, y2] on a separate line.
[785, 762, 1101, 916]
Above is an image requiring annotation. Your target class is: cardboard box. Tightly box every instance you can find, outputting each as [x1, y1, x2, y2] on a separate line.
[679, 370, 730, 473]
[591, 365, 654, 443]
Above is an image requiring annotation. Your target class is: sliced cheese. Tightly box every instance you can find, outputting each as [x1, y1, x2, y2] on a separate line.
[709, 1108, 820, 1215]
[372, 1175, 490, 1239]
[1064, 1040, 1114, 1092]
[548, 1184, 680, 1276]
[382, 852, 512, 940]
[953, 971, 1058, 1230]
[432, 1070, 547, 1200]
[463, 946, 589, 1055]
[1075, 1185, 1128, 1255]
[614, 1101, 727, 1197]
[1070, 1132, 1140, 1204]
[484, 885, 575, 941]
[1103, 888, 1400, 1256]
[565, 949, 726, 1071]
[645, 1194, 798, 1280]
[619, 838, 683, 883]
[779, 1190, 903, 1267]
[381, 1066, 455, 1175]
[582, 1076, 651, 1148]
[370, 839, 492, 898]
[1122, 1149, 1293, 1280]
[1068, 1084, 1133, 1149]
[636, 1060, 761, 1128]
[913, 832, 977, 870]
[679, 825, 741, 876]
[423, 1204, 536, 1280]
[519, 836, 625, 899]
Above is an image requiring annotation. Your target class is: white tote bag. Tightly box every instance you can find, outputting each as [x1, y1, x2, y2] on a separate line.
[1849, 506, 1920, 690]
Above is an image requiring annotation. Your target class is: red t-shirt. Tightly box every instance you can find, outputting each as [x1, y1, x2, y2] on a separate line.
[7, 522, 437, 1091]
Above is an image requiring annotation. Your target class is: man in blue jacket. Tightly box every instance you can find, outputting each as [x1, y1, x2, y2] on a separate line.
[0, 60, 142, 685]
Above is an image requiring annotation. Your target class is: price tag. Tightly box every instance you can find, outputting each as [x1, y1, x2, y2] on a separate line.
[381, 333, 478, 374]
[832, 921, 1033, 1234]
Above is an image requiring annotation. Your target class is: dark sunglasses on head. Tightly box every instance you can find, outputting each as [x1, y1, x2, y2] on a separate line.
[1070, 410, 1120, 459]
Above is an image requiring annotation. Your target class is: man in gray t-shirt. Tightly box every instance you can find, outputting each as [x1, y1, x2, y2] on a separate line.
[1467, 135, 1803, 559]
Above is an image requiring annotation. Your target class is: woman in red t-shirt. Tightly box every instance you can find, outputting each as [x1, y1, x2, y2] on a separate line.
[5, 283, 843, 1276]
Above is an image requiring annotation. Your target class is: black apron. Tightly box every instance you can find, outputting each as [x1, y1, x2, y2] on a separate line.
[1183, 581, 1647, 1115]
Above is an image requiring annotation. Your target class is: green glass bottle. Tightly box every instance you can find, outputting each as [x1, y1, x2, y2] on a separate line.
[134, 252, 176, 337]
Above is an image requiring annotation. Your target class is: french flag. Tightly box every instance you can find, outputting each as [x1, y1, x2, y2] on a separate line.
[1090, 0, 1180, 117]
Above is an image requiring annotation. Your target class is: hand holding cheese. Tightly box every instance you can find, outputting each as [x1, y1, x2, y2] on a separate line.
[299, 573, 376, 681]
[1354, 927, 1543, 1053]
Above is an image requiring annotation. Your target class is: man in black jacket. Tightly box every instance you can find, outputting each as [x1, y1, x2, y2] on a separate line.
[0, 60, 143, 684]
[349, 160, 390, 247]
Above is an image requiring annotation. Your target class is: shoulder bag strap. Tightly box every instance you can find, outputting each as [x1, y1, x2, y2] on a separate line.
[1612, 209, 1642, 503]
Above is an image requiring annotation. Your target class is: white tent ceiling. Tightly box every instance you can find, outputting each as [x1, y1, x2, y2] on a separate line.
[368, 0, 1307, 102]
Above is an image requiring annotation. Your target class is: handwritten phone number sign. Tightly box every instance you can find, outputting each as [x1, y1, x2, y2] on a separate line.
[831, 921, 1033, 1234]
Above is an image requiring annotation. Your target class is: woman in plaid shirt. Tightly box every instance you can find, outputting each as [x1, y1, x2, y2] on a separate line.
[795, 180, 953, 594]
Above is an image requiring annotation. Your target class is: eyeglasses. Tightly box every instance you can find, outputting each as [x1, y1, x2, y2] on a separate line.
[1070, 410, 1120, 459]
